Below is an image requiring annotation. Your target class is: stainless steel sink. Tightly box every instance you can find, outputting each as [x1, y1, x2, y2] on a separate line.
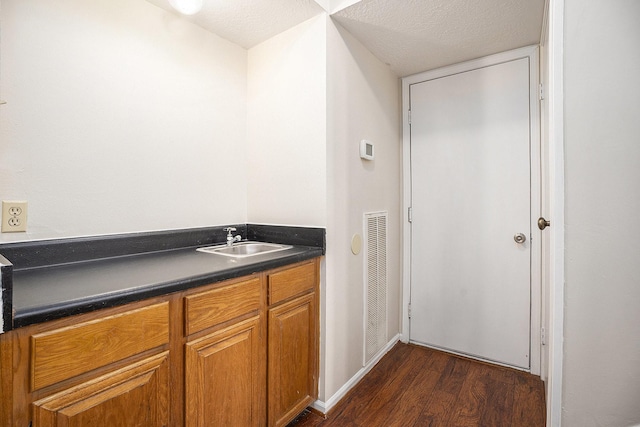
[197, 241, 293, 258]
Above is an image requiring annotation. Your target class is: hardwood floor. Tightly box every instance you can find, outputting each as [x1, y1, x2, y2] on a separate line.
[288, 343, 545, 427]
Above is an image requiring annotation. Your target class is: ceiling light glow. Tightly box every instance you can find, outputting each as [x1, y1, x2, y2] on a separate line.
[168, 0, 203, 15]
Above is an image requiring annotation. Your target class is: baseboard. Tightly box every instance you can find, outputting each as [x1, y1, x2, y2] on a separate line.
[311, 333, 401, 414]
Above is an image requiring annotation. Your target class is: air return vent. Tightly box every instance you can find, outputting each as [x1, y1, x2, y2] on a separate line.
[364, 211, 388, 365]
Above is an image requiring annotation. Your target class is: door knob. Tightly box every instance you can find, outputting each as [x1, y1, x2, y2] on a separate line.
[538, 217, 551, 230]
[514, 233, 527, 244]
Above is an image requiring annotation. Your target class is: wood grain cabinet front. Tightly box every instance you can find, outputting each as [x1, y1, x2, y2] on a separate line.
[184, 276, 262, 336]
[1, 299, 171, 427]
[268, 293, 317, 427]
[0, 257, 320, 427]
[31, 352, 170, 427]
[30, 303, 170, 391]
[267, 260, 320, 427]
[183, 276, 266, 427]
[185, 316, 265, 427]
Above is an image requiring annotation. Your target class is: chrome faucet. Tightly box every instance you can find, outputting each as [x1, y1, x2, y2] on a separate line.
[223, 227, 242, 246]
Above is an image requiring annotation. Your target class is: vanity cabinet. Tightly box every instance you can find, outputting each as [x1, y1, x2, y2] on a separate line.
[0, 257, 320, 427]
[184, 276, 265, 427]
[267, 261, 319, 427]
[5, 300, 171, 427]
[31, 351, 170, 427]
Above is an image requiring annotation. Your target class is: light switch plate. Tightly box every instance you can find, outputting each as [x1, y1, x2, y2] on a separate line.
[2, 200, 28, 232]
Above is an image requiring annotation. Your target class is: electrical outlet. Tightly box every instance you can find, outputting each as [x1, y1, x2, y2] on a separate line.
[2, 200, 28, 232]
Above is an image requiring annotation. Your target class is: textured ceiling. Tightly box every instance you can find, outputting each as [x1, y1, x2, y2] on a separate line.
[333, 0, 546, 76]
[145, 0, 325, 49]
[145, 0, 546, 76]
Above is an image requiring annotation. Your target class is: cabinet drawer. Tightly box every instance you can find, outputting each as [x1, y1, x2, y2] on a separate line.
[31, 302, 169, 391]
[185, 277, 262, 336]
[32, 351, 170, 427]
[268, 261, 316, 305]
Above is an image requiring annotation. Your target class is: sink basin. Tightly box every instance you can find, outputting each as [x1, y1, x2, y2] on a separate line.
[197, 241, 293, 258]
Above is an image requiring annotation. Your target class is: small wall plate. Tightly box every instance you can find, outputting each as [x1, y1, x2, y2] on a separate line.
[351, 234, 362, 255]
[360, 140, 374, 160]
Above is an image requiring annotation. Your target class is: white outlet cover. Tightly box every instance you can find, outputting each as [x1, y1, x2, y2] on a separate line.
[2, 200, 28, 232]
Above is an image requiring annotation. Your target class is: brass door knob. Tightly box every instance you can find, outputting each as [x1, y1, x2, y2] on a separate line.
[538, 217, 551, 230]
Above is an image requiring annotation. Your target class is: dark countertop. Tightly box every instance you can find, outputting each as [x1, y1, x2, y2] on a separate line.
[12, 244, 322, 328]
[1, 225, 326, 329]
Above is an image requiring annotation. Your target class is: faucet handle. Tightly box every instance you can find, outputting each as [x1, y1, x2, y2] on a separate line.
[223, 227, 237, 234]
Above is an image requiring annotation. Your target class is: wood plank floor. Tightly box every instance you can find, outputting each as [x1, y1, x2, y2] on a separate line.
[289, 343, 545, 427]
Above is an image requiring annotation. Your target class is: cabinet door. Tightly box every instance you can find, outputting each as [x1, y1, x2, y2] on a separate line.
[185, 316, 264, 427]
[268, 293, 317, 427]
[31, 352, 170, 427]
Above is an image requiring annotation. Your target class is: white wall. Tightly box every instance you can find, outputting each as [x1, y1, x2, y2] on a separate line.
[0, 0, 247, 242]
[246, 15, 327, 227]
[246, 14, 402, 405]
[563, 1, 640, 425]
[324, 17, 401, 402]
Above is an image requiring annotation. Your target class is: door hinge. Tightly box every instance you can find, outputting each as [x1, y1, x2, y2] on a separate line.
[539, 83, 544, 101]
[408, 303, 412, 318]
[541, 327, 546, 345]
[408, 206, 413, 223]
[408, 109, 412, 125]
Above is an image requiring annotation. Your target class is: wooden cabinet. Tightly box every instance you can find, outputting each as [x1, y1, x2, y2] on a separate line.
[32, 351, 170, 427]
[184, 277, 262, 336]
[184, 277, 265, 427]
[30, 303, 169, 391]
[267, 261, 319, 427]
[0, 257, 320, 427]
[3, 300, 171, 427]
[185, 317, 264, 426]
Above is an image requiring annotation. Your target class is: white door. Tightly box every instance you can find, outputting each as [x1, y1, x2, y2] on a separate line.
[409, 57, 533, 369]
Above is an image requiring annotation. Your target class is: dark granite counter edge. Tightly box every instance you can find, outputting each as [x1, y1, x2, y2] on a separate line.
[248, 224, 326, 255]
[12, 247, 322, 329]
[0, 225, 248, 271]
[1, 224, 326, 331]
[0, 224, 324, 271]
[0, 255, 13, 332]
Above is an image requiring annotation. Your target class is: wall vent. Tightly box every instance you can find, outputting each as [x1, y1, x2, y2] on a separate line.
[364, 211, 388, 365]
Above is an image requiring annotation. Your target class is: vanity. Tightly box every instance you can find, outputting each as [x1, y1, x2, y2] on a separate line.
[0, 225, 324, 427]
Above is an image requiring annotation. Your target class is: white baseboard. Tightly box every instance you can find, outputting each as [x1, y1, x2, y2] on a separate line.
[311, 333, 401, 414]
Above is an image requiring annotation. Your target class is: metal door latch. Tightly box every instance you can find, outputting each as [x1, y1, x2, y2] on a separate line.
[538, 217, 551, 230]
[514, 233, 527, 244]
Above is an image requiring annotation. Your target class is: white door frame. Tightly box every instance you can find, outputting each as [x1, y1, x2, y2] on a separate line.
[401, 45, 542, 375]
[544, 0, 565, 424]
